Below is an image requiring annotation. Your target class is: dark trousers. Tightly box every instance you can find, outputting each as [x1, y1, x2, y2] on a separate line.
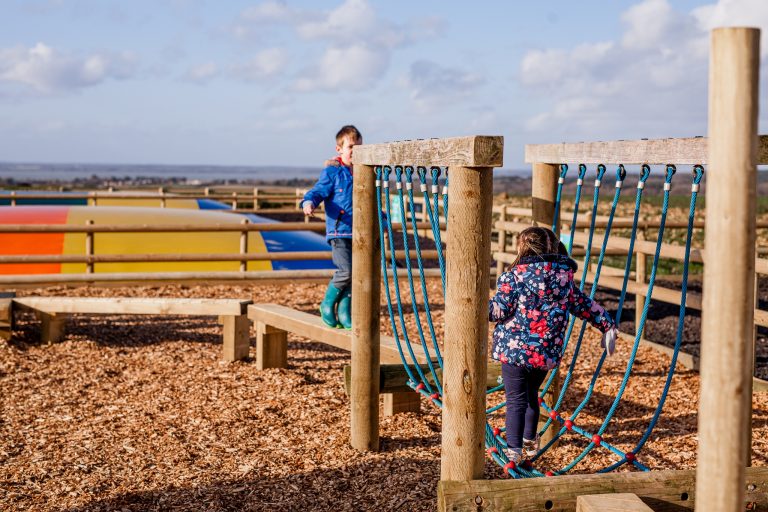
[329, 238, 352, 289]
[502, 363, 548, 450]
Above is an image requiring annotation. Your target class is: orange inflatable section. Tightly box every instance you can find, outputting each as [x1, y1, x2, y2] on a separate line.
[0, 207, 67, 274]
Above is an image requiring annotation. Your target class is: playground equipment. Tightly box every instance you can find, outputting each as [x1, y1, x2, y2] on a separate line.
[348, 28, 767, 511]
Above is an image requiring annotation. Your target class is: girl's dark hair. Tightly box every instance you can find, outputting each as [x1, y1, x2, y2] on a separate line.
[511, 226, 559, 267]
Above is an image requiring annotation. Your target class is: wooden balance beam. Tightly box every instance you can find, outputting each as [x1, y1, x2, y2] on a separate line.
[437, 466, 768, 511]
[11, 296, 252, 361]
[248, 303, 434, 415]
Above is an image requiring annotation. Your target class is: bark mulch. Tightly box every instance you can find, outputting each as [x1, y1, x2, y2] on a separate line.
[2, 282, 767, 512]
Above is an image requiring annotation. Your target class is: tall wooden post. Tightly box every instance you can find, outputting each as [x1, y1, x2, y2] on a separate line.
[532, 163, 560, 229]
[350, 163, 381, 451]
[531, 162, 562, 449]
[441, 165, 494, 481]
[697, 27, 759, 512]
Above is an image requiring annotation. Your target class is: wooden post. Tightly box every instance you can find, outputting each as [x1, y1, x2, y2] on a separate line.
[531, 162, 562, 449]
[40, 312, 67, 344]
[231, 192, 238, 210]
[253, 187, 259, 211]
[350, 163, 381, 452]
[532, 163, 560, 229]
[159, 187, 166, 208]
[441, 165, 493, 481]
[221, 314, 250, 361]
[10, 191, 16, 207]
[383, 392, 421, 416]
[204, 187, 211, 196]
[255, 321, 287, 369]
[85, 220, 94, 273]
[635, 230, 647, 336]
[697, 27, 759, 512]
[239, 218, 249, 272]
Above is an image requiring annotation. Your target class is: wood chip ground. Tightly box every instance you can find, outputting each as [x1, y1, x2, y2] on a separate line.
[2, 281, 767, 511]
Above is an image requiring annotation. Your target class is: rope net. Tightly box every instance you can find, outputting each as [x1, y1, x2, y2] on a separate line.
[374, 163, 704, 478]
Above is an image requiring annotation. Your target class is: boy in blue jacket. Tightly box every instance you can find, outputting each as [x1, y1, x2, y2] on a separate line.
[302, 125, 362, 329]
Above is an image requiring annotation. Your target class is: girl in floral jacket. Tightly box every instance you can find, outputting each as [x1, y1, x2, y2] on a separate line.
[489, 226, 618, 462]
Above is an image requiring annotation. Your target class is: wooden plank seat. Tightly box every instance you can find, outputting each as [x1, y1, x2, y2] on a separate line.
[11, 296, 252, 361]
[248, 303, 433, 415]
[576, 493, 653, 512]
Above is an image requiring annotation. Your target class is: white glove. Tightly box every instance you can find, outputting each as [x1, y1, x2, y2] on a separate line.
[601, 327, 618, 357]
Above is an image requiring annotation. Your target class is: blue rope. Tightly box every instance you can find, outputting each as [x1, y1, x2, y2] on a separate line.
[552, 164, 569, 233]
[376, 166, 433, 393]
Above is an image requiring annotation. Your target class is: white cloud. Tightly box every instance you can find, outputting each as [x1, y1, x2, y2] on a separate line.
[0, 42, 136, 93]
[232, 0, 441, 92]
[518, 0, 768, 141]
[183, 62, 219, 83]
[692, 0, 768, 57]
[294, 44, 387, 92]
[402, 60, 484, 112]
[235, 47, 288, 81]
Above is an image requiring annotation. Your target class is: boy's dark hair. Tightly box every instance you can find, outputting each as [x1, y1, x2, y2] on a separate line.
[336, 125, 362, 144]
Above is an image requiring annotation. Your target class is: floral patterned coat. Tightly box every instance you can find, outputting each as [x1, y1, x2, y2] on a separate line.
[489, 254, 616, 370]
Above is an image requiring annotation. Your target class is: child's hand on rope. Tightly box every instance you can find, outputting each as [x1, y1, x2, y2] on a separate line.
[601, 327, 618, 357]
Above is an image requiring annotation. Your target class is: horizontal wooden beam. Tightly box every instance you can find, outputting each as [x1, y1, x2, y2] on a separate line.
[525, 134, 768, 165]
[0, 268, 445, 285]
[438, 466, 768, 512]
[247, 303, 430, 364]
[353, 135, 504, 167]
[13, 297, 251, 316]
[0, 221, 440, 234]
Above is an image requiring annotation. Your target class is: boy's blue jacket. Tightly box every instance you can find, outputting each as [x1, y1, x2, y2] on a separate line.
[303, 163, 353, 242]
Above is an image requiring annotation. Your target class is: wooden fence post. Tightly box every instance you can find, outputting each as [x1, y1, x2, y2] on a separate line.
[239, 218, 249, 272]
[85, 220, 94, 274]
[635, 229, 647, 337]
[159, 187, 166, 208]
[253, 187, 259, 211]
[350, 163, 381, 452]
[697, 27, 759, 512]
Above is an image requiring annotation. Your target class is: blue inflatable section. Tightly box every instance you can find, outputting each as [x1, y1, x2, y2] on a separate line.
[244, 213, 334, 271]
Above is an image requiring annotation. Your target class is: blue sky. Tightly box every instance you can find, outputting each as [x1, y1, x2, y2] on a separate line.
[1, 0, 767, 169]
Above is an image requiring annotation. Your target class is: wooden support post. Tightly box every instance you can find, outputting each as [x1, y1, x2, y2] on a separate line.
[350, 163, 381, 452]
[383, 392, 421, 416]
[239, 218, 249, 272]
[204, 187, 211, 196]
[532, 163, 560, 230]
[40, 312, 67, 343]
[635, 230, 647, 336]
[531, 162, 561, 450]
[255, 321, 287, 369]
[253, 187, 259, 211]
[221, 314, 250, 362]
[10, 191, 16, 207]
[697, 27, 760, 512]
[85, 220, 94, 274]
[441, 165, 493, 481]
[0, 292, 15, 341]
[231, 192, 238, 210]
[159, 187, 166, 208]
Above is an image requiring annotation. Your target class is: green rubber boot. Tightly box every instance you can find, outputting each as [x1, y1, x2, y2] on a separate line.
[336, 287, 351, 330]
[320, 282, 343, 328]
